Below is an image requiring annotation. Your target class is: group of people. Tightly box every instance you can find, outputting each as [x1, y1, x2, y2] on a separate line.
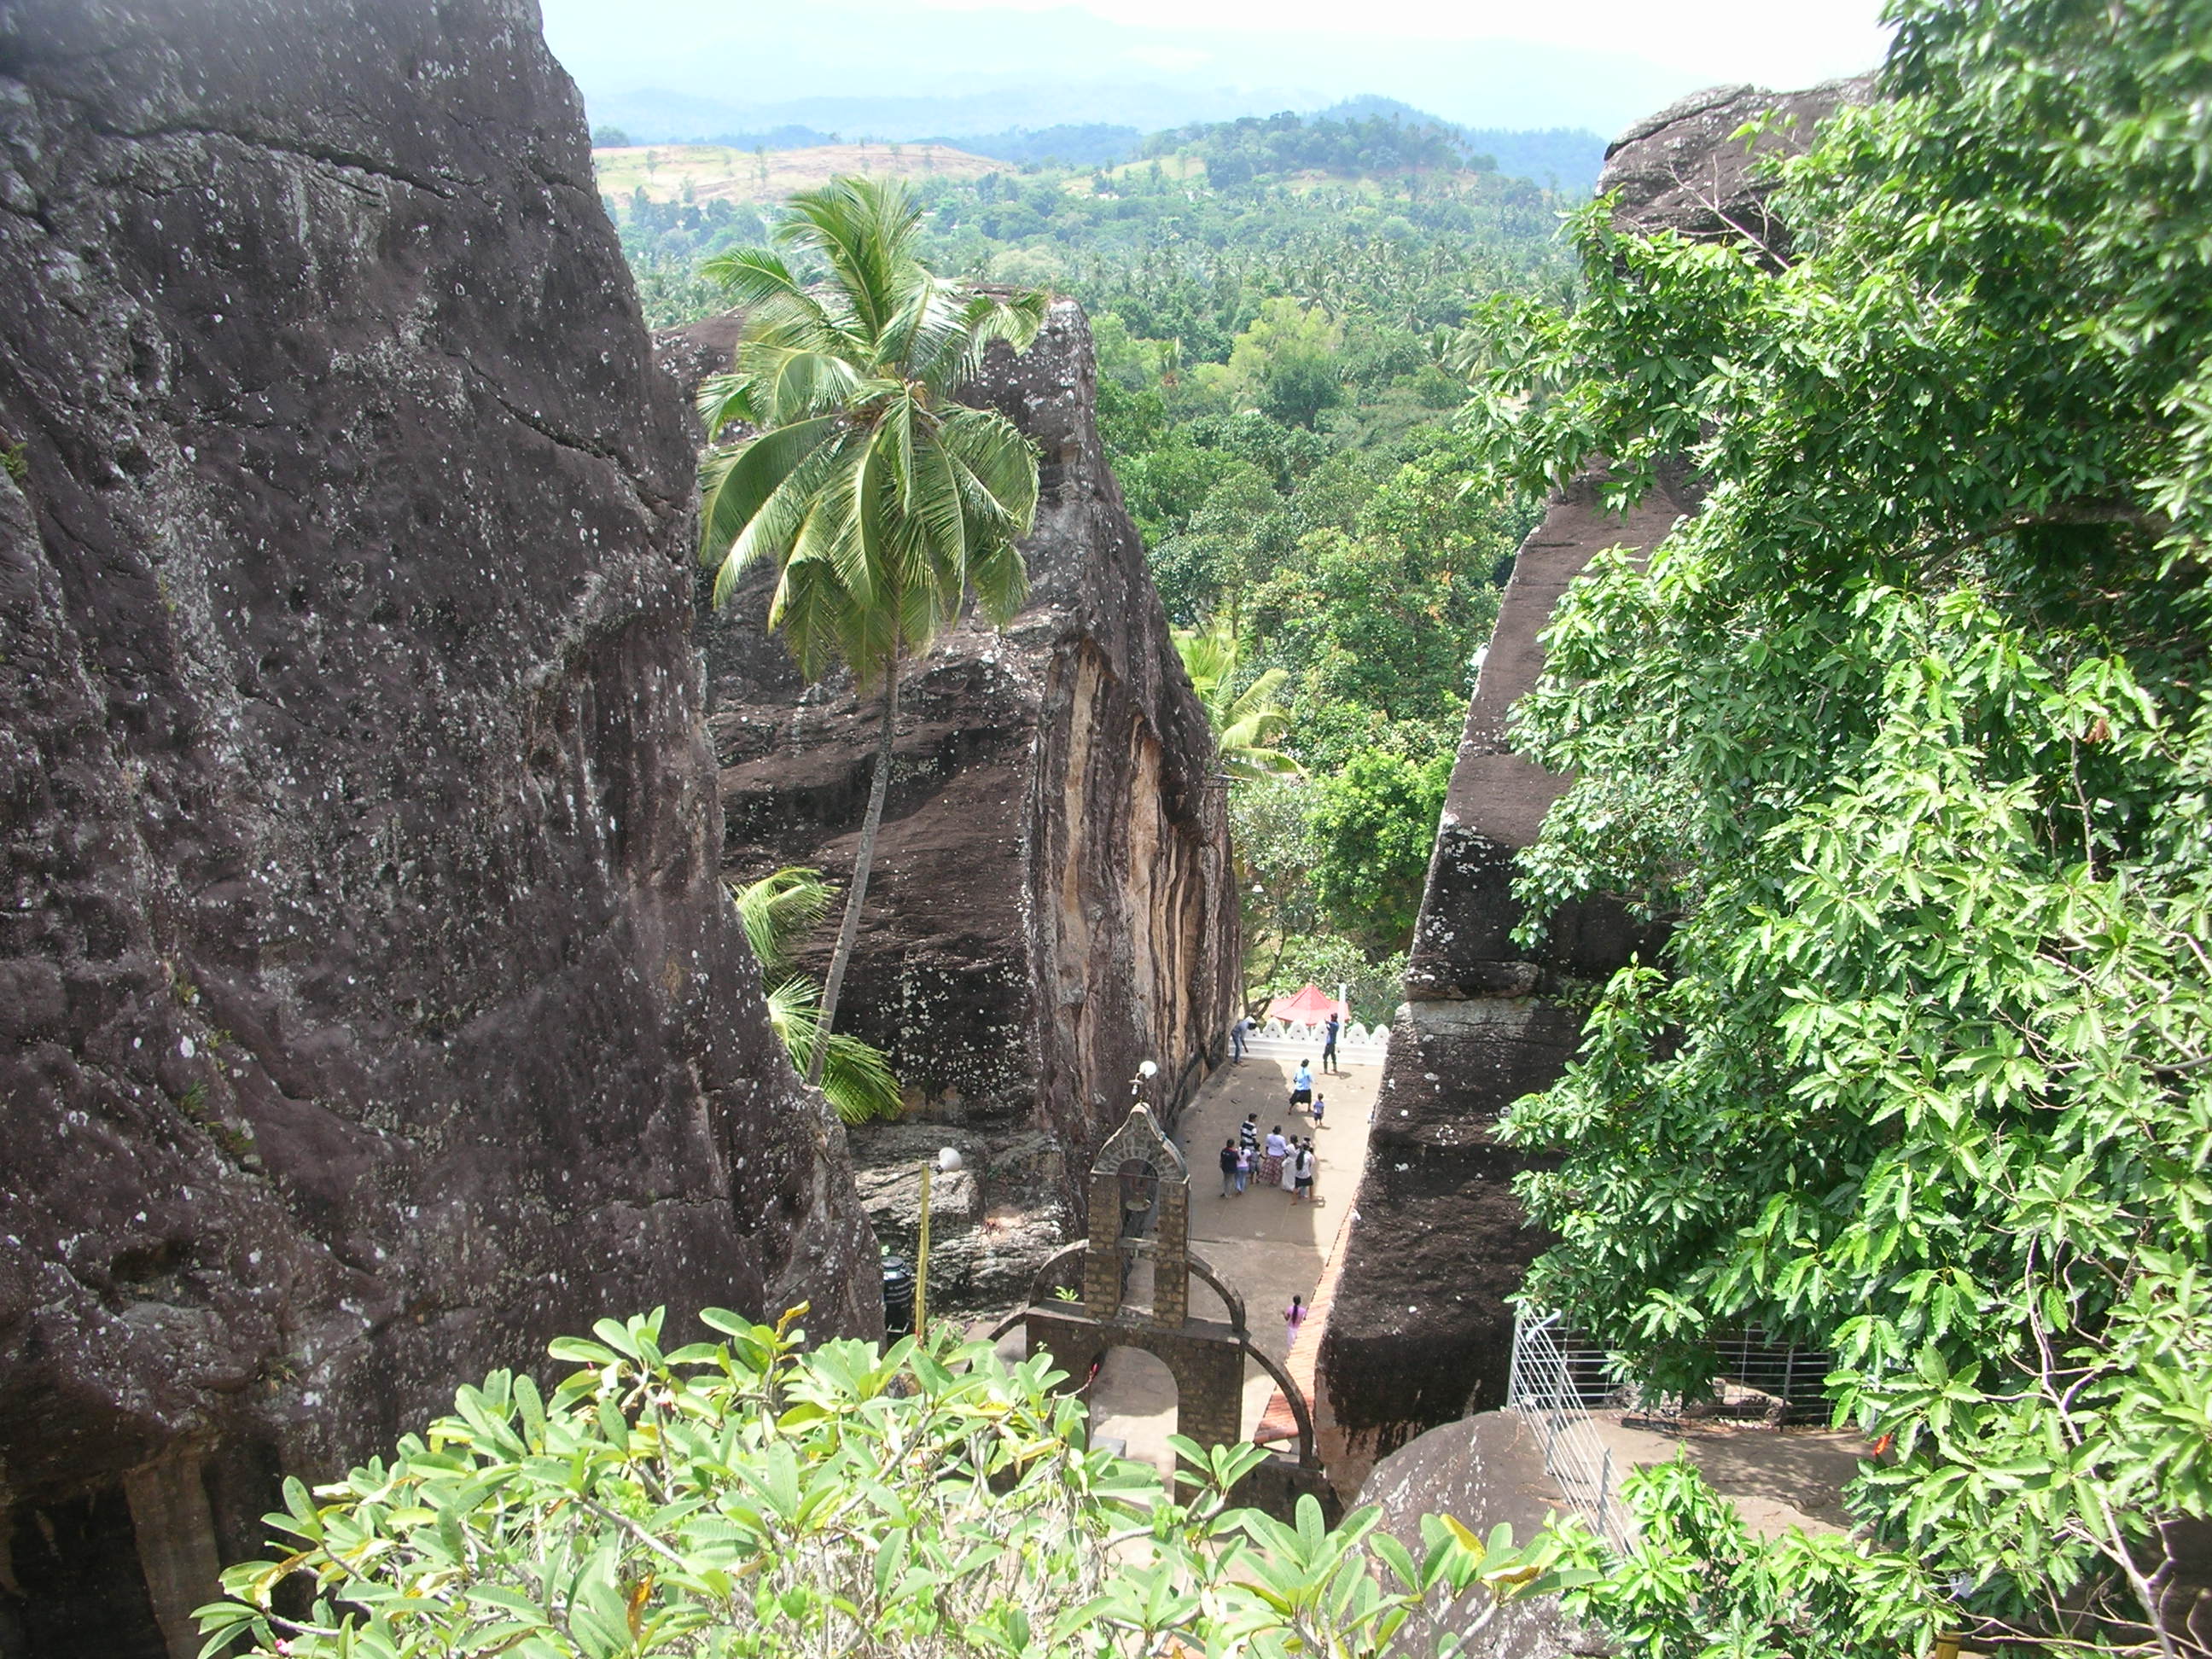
[1228, 1010, 1347, 1074]
[1218, 1111, 1319, 1202]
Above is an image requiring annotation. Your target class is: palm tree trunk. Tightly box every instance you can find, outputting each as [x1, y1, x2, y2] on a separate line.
[808, 645, 899, 1084]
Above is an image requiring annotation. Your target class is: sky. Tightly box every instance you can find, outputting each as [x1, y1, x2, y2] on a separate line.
[901, 0, 1894, 87]
[540, 0, 1895, 139]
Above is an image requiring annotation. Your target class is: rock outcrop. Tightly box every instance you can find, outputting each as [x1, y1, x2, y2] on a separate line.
[1315, 79, 1868, 1470]
[848, 1124, 1070, 1313]
[1597, 78, 1876, 257]
[661, 300, 1240, 1298]
[0, 1, 876, 1650]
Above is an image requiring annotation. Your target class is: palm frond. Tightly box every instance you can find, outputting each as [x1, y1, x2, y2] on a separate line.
[696, 371, 760, 439]
[1175, 623, 1305, 777]
[1174, 626, 1237, 708]
[1224, 665, 1295, 736]
[777, 178, 923, 345]
[760, 974, 904, 1123]
[699, 246, 810, 306]
[817, 1031, 905, 1124]
[728, 868, 832, 980]
[700, 414, 845, 573]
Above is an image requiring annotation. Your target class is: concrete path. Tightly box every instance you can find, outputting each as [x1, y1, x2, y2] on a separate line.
[1086, 1050, 1382, 1475]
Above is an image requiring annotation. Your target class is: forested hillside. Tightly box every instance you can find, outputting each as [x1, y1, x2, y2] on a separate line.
[607, 108, 1578, 1015]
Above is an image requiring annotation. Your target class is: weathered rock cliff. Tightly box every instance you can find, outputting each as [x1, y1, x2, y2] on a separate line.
[661, 301, 1239, 1278]
[0, 1, 875, 1650]
[1316, 79, 1867, 1469]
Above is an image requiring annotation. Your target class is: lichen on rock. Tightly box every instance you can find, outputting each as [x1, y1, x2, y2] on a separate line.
[0, 0, 876, 1642]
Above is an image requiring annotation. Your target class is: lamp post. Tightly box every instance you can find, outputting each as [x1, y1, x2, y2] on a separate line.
[913, 1145, 963, 1344]
[1131, 1057, 1158, 1103]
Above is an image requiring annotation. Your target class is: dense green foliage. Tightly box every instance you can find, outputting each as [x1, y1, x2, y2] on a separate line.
[1310, 748, 1454, 954]
[195, 1308, 1580, 1658]
[1555, 1460, 1946, 1659]
[696, 178, 1043, 1070]
[1473, 0, 2212, 1644]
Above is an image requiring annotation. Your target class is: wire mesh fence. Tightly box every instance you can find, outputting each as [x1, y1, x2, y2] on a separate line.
[1505, 1312, 1635, 1551]
[1504, 1309, 1838, 1548]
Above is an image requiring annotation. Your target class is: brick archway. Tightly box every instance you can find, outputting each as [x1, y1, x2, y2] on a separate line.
[1012, 1103, 1330, 1506]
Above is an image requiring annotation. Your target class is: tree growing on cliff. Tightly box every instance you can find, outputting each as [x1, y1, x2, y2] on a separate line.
[729, 867, 903, 1122]
[1471, 0, 2212, 1644]
[697, 177, 1045, 1081]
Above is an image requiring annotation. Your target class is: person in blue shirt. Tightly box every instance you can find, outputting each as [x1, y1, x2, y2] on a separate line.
[1322, 1012, 1341, 1073]
[1290, 1060, 1313, 1113]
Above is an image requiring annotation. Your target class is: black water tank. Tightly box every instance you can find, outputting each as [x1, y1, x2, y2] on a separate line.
[881, 1254, 915, 1336]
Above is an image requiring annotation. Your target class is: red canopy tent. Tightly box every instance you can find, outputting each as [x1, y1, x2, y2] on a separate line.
[1266, 983, 1348, 1023]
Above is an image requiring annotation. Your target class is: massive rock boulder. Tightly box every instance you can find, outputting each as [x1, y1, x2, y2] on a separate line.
[1315, 79, 1867, 1476]
[0, 1, 876, 1650]
[661, 301, 1240, 1284]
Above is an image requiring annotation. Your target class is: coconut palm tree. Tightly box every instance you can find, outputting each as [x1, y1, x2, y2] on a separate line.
[697, 177, 1044, 1080]
[1174, 620, 1303, 779]
[729, 867, 903, 1123]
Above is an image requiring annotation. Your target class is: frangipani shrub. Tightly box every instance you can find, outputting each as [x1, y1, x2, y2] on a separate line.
[196, 1307, 1577, 1659]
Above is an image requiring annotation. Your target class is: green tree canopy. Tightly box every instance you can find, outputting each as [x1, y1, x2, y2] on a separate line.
[1192, 298, 1345, 429]
[1471, 0, 2212, 1643]
[1310, 747, 1451, 952]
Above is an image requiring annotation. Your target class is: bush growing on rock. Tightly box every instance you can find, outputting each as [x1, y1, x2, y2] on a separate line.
[197, 1308, 1577, 1658]
[1471, 0, 2212, 1641]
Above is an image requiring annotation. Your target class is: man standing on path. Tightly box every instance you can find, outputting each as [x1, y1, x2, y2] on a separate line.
[1231, 1014, 1249, 1062]
[1219, 1138, 1239, 1197]
[1322, 1012, 1340, 1074]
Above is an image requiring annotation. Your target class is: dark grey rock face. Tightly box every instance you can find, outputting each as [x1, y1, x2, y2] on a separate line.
[1318, 80, 1866, 1470]
[662, 301, 1239, 1290]
[1598, 78, 1876, 256]
[0, 0, 876, 1644]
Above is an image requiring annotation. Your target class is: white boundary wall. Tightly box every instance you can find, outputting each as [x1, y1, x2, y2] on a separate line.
[1236, 1017, 1390, 1066]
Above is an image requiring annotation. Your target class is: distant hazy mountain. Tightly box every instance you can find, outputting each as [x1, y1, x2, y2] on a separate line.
[1317, 97, 1608, 193]
[581, 85, 1295, 149]
[541, 0, 1719, 153]
[936, 125, 1147, 169]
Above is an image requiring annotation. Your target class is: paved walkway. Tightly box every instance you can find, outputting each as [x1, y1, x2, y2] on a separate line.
[1085, 1050, 1382, 1475]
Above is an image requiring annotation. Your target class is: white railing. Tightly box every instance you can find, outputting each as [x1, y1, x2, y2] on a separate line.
[1237, 1018, 1390, 1064]
[1506, 1310, 1633, 1551]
